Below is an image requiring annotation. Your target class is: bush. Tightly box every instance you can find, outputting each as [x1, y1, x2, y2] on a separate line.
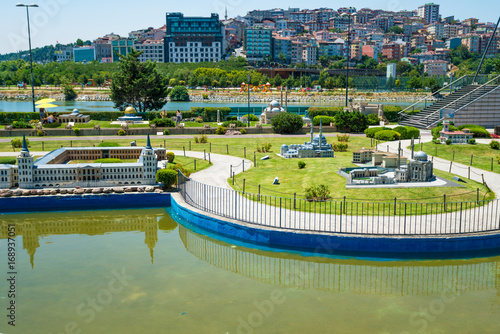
[151, 118, 175, 127]
[305, 184, 330, 201]
[226, 116, 237, 121]
[313, 116, 335, 126]
[0, 112, 39, 124]
[156, 169, 178, 188]
[243, 114, 259, 121]
[490, 141, 500, 150]
[374, 130, 401, 141]
[0, 157, 16, 165]
[194, 135, 208, 143]
[298, 161, 306, 169]
[405, 126, 420, 140]
[222, 120, 246, 128]
[432, 124, 458, 139]
[215, 126, 227, 135]
[469, 138, 476, 145]
[445, 139, 452, 145]
[163, 129, 170, 135]
[432, 138, 441, 144]
[166, 151, 175, 163]
[36, 129, 44, 137]
[98, 142, 120, 147]
[393, 126, 407, 139]
[11, 121, 33, 129]
[383, 105, 403, 122]
[169, 86, 190, 101]
[337, 134, 350, 142]
[367, 113, 380, 125]
[307, 107, 343, 119]
[334, 111, 368, 133]
[271, 112, 304, 134]
[332, 142, 349, 151]
[457, 124, 490, 138]
[73, 128, 81, 135]
[195, 116, 204, 123]
[94, 158, 123, 163]
[11, 138, 29, 148]
[43, 122, 62, 128]
[240, 128, 247, 135]
[117, 129, 126, 136]
[498, 156, 500, 165]
[256, 142, 272, 153]
[364, 127, 390, 138]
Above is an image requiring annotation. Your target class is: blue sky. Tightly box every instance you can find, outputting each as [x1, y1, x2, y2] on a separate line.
[1, 0, 499, 55]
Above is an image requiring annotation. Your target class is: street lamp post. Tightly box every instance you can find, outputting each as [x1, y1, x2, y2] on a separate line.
[16, 3, 38, 114]
[342, 13, 352, 107]
[247, 73, 250, 128]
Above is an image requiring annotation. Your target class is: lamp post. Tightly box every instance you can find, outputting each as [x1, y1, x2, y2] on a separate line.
[16, 3, 39, 114]
[342, 13, 351, 107]
[247, 73, 250, 128]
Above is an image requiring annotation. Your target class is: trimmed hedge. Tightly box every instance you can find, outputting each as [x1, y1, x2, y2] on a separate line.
[364, 127, 390, 138]
[151, 118, 175, 127]
[393, 126, 407, 139]
[307, 107, 344, 119]
[405, 126, 420, 140]
[374, 130, 401, 141]
[271, 112, 304, 134]
[313, 116, 335, 126]
[97, 142, 121, 147]
[0, 157, 16, 165]
[156, 169, 177, 188]
[222, 120, 246, 127]
[0, 112, 39, 124]
[383, 106, 403, 122]
[94, 158, 123, 163]
[457, 124, 490, 138]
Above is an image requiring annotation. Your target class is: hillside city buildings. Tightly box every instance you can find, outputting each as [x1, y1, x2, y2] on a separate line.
[52, 4, 500, 78]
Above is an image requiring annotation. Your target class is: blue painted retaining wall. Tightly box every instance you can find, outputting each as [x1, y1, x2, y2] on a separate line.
[171, 196, 500, 259]
[0, 193, 171, 214]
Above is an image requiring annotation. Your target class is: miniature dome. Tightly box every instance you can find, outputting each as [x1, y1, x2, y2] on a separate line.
[414, 151, 428, 161]
[270, 100, 280, 107]
[281, 144, 288, 148]
[271, 108, 281, 112]
[125, 107, 135, 114]
[72, 109, 79, 114]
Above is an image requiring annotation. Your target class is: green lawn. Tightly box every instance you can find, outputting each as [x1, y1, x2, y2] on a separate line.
[418, 142, 500, 174]
[167, 156, 212, 174]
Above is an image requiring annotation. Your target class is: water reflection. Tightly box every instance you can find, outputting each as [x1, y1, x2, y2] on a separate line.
[0, 209, 177, 267]
[179, 225, 500, 299]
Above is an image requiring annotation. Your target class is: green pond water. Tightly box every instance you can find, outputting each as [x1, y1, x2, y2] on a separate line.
[0, 208, 499, 334]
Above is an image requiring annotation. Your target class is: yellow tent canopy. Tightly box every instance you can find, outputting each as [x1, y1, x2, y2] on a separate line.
[36, 103, 58, 109]
[35, 98, 56, 105]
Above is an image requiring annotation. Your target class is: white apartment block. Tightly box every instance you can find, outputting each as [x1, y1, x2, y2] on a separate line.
[417, 3, 440, 24]
[135, 40, 165, 63]
[168, 41, 222, 63]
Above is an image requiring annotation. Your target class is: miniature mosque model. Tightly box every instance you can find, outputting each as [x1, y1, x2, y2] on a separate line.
[259, 100, 285, 124]
[0, 134, 165, 189]
[117, 107, 145, 124]
[280, 120, 334, 159]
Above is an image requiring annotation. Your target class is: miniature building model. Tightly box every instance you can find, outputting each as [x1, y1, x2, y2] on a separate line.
[439, 120, 473, 144]
[117, 107, 144, 124]
[280, 120, 334, 159]
[259, 100, 285, 124]
[0, 135, 165, 189]
[395, 151, 434, 182]
[352, 149, 406, 168]
[59, 109, 91, 123]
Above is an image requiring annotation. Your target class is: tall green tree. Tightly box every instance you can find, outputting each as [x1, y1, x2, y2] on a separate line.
[110, 49, 169, 112]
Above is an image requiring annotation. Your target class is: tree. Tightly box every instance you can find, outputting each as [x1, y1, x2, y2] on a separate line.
[169, 86, 190, 101]
[278, 53, 287, 64]
[76, 39, 84, 47]
[273, 74, 283, 87]
[319, 55, 329, 67]
[396, 61, 412, 76]
[110, 49, 169, 113]
[407, 76, 423, 89]
[156, 169, 177, 188]
[388, 26, 405, 34]
[61, 76, 77, 101]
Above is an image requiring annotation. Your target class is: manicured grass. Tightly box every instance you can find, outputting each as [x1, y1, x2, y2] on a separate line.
[418, 142, 500, 174]
[41, 121, 151, 129]
[67, 159, 137, 164]
[167, 156, 212, 174]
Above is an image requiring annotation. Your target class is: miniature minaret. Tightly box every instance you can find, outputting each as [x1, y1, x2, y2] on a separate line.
[411, 137, 415, 160]
[319, 118, 323, 150]
[17, 134, 34, 188]
[225, 6, 228, 21]
[142, 133, 157, 185]
[397, 140, 401, 168]
[310, 120, 314, 143]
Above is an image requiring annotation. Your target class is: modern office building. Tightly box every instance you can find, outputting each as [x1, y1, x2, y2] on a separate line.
[417, 3, 440, 24]
[112, 37, 136, 62]
[245, 26, 273, 61]
[73, 47, 96, 63]
[55, 47, 73, 62]
[164, 12, 225, 63]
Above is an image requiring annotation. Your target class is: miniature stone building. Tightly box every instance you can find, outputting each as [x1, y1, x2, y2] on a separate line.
[259, 100, 285, 124]
[439, 120, 473, 144]
[59, 109, 91, 123]
[280, 120, 334, 159]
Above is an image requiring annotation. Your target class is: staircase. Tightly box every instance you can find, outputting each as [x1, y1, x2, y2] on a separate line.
[398, 75, 500, 129]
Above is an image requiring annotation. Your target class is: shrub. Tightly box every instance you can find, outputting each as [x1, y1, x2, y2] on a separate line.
[11, 121, 33, 129]
[405, 126, 420, 140]
[94, 158, 123, 163]
[490, 141, 500, 150]
[163, 129, 170, 135]
[0, 157, 16, 165]
[334, 111, 368, 133]
[215, 126, 227, 135]
[374, 130, 401, 141]
[98, 142, 120, 147]
[367, 113, 380, 125]
[498, 156, 500, 165]
[469, 138, 476, 145]
[166, 151, 175, 163]
[73, 128, 81, 135]
[433, 138, 441, 144]
[243, 114, 259, 121]
[432, 124, 458, 139]
[222, 120, 246, 128]
[332, 142, 349, 151]
[337, 134, 350, 142]
[151, 118, 175, 127]
[298, 161, 306, 169]
[313, 116, 335, 126]
[169, 86, 190, 101]
[43, 122, 62, 128]
[382, 105, 402, 122]
[445, 139, 452, 145]
[271, 112, 304, 134]
[393, 126, 407, 139]
[11, 138, 29, 148]
[202, 93, 209, 99]
[226, 116, 237, 121]
[240, 128, 247, 135]
[36, 129, 44, 137]
[458, 124, 490, 138]
[195, 116, 204, 123]
[256, 142, 272, 153]
[305, 184, 330, 201]
[117, 129, 126, 136]
[307, 107, 343, 119]
[365, 127, 390, 138]
[194, 135, 208, 143]
[156, 169, 178, 188]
